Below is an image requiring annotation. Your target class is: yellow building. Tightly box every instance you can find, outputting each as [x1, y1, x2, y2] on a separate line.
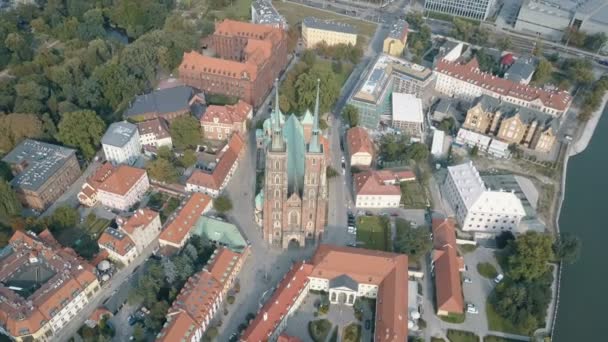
[383, 19, 409, 57]
[302, 17, 357, 49]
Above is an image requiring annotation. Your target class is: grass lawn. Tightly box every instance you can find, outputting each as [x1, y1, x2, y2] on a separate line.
[315, 59, 354, 86]
[308, 319, 332, 342]
[446, 329, 480, 342]
[400, 181, 428, 209]
[460, 244, 478, 254]
[160, 196, 182, 223]
[83, 214, 111, 237]
[483, 336, 520, 342]
[342, 323, 361, 342]
[431, 338, 446, 342]
[272, 0, 377, 44]
[439, 312, 466, 324]
[477, 262, 498, 279]
[356, 216, 390, 251]
[486, 302, 530, 336]
[209, 0, 251, 21]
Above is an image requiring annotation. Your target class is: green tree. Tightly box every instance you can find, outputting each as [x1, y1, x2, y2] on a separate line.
[301, 49, 316, 67]
[294, 65, 340, 114]
[56, 110, 106, 159]
[584, 32, 607, 52]
[146, 158, 179, 183]
[507, 232, 554, 282]
[48, 206, 79, 231]
[0, 180, 21, 221]
[438, 117, 455, 133]
[532, 58, 553, 85]
[470, 145, 479, 156]
[497, 36, 512, 51]
[341, 104, 359, 128]
[563, 58, 594, 88]
[144, 300, 169, 331]
[553, 233, 581, 264]
[0, 113, 45, 153]
[157, 145, 173, 160]
[111, 0, 169, 39]
[170, 116, 202, 149]
[132, 323, 145, 342]
[393, 218, 431, 261]
[213, 194, 233, 213]
[326, 166, 339, 179]
[405, 11, 424, 30]
[180, 149, 197, 168]
[0, 161, 12, 182]
[406, 143, 429, 162]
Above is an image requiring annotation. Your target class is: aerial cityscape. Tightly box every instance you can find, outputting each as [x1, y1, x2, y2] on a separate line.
[0, 0, 607, 341]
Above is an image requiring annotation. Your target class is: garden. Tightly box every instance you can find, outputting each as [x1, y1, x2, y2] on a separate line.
[356, 215, 391, 251]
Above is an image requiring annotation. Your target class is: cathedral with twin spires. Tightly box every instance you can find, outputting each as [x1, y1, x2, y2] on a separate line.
[261, 79, 329, 248]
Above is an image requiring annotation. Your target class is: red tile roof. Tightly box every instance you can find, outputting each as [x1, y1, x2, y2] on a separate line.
[156, 311, 198, 342]
[159, 193, 212, 246]
[354, 171, 402, 196]
[436, 58, 572, 112]
[136, 118, 171, 140]
[278, 335, 303, 342]
[432, 218, 457, 250]
[346, 127, 374, 156]
[98, 229, 135, 257]
[432, 218, 464, 314]
[206, 248, 242, 285]
[201, 100, 252, 126]
[118, 208, 159, 235]
[186, 134, 244, 191]
[98, 165, 146, 196]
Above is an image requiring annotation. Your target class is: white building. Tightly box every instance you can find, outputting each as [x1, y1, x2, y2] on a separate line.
[117, 208, 161, 252]
[136, 118, 172, 149]
[97, 165, 150, 211]
[392, 92, 425, 141]
[353, 170, 416, 208]
[102, 121, 141, 165]
[443, 162, 526, 234]
[456, 128, 491, 152]
[98, 227, 138, 265]
[431, 128, 446, 158]
[424, 0, 496, 21]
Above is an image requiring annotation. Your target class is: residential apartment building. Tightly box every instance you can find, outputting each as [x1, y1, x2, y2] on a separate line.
[117, 208, 162, 252]
[77, 162, 115, 207]
[200, 100, 252, 141]
[353, 170, 415, 208]
[101, 121, 141, 166]
[424, 0, 496, 21]
[123, 85, 205, 122]
[158, 193, 213, 249]
[2, 139, 81, 210]
[456, 128, 511, 159]
[431, 218, 464, 316]
[0, 230, 100, 342]
[243, 245, 409, 342]
[463, 95, 559, 153]
[179, 20, 288, 108]
[136, 118, 173, 149]
[383, 19, 408, 57]
[251, 0, 287, 29]
[435, 58, 572, 117]
[443, 162, 526, 235]
[97, 166, 149, 211]
[346, 127, 374, 167]
[186, 133, 245, 197]
[391, 93, 424, 140]
[348, 54, 433, 129]
[301, 17, 357, 49]
[156, 247, 248, 342]
[97, 228, 138, 265]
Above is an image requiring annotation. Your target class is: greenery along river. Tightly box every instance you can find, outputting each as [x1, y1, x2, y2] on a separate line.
[554, 102, 608, 341]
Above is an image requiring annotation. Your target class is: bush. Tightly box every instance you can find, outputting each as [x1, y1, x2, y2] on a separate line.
[446, 329, 480, 342]
[477, 262, 498, 279]
[227, 295, 235, 304]
[342, 323, 362, 342]
[308, 319, 332, 342]
[440, 312, 466, 323]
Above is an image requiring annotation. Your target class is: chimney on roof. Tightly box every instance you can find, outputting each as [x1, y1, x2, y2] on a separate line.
[263, 312, 268, 321]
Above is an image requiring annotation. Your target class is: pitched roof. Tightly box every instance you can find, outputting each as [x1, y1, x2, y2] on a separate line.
[303, 17, 357, 34]
[433, 246, 464, 314]
[186, 134, 244, 191]
[118, 208, 159, 235]
[158, 193, 212, 246]
[124, 85, 196, 119]
[156, 311, 198, 342]
[436, 58, 571, 112]
[354, 171, 402, 196]
[205, 247, 242, 284]
[278, 335, 303, 342]
[101, 121, 138, 147]
[346, 127, 374, 156]
[98, 165, 146, 196]
[432, 218, 457, 250]
[193, 216, 248, 252]
[201, 100, 252, 126]
[98, 228, 136, 257]
[474, 94, 558, 131]
[136, 118, 171, 140]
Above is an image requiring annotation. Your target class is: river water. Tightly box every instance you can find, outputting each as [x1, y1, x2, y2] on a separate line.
[553, 102, 608, 341]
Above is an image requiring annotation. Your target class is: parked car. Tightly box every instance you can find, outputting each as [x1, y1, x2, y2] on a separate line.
[466, 304, 478, 314]
[494, 273, 504, 284]
[365, 319, 371, 330]
[464, 277, 472, 284]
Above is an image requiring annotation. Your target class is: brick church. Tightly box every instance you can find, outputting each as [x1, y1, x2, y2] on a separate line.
[261, 80, 329, 248]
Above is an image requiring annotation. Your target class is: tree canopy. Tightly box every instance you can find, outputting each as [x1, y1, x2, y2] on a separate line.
[553, 233, 582, 264]
[0, 180, 21, 222]
[393, 218, 431, 261]
[146, 157, 179, 183]
[170, 116, 202, 149]
[47, 206, 79, 232]
[341, 104, 359, 128]
[213, 194, 233, 213]
[56, 110, 106, 159]
[507, 231, 554, 282]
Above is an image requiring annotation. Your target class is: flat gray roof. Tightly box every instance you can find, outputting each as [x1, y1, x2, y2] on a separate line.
[123, 85, 195, 119]
[102, 122, 138, 148]
[2, 139, 77, 191]
[303, 17, 357, 35]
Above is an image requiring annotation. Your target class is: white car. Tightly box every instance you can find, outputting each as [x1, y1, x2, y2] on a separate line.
[463, 277, 472, 284]
[466, 304, 478, 314]
[494, 273, 504, 284]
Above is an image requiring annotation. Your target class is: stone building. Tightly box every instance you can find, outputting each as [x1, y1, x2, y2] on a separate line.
[261, 80, 328, 248]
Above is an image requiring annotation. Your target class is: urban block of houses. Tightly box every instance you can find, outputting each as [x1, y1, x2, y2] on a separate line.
[346, 127, 374, 167]
[117, 208, 162, 252]
[2, 139, 81, 211]
[158, 193, 213, 249]
[101, 121, 141, 166]
[136, 118, 173, 151]
[443, 162, 526, 237]
[77, 162, 115, 207]
[0, 230, 100, 342]
[353, 170, 416, 208]
[391, 92, 424, 141]
[348, 54, 433, 129]
[186, 133, 245, 197]
[97, 227, 138, 265]
[301, 17, 357, 49]
[156, 246, 248, 342]
[434, 57, 572, 117]
[431, 218, 464, 316]
[462, 95, 559, 154]
[179, 20, 288, 108]
[123, 85, 206, 122]
[383, 19, 408, 57]
[251, 0, 287, 29]
[97, 165, 150, 211]
[242, 245, 410, 342]
[200, 100, 252, 141]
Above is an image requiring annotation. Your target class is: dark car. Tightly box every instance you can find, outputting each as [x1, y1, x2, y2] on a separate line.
[365, 319, 371, 330]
